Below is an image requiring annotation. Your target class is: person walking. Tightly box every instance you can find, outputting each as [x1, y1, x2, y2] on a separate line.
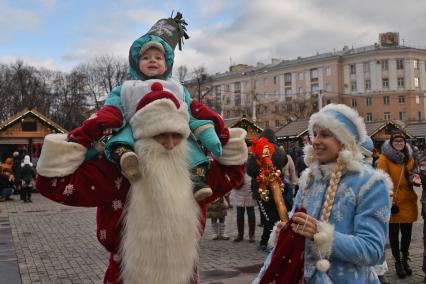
[20, 155, 36, 203]
[230, 172, 256, 243]
[377, 130, 418, 279]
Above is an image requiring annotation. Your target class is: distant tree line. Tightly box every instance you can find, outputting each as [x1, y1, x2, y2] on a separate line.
[0, 55, 129, 131]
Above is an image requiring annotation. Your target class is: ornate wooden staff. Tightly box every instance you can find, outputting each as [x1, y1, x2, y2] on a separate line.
[251, 138, 288, 222]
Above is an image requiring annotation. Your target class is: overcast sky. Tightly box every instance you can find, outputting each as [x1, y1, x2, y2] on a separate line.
[1, 0, 426, 75]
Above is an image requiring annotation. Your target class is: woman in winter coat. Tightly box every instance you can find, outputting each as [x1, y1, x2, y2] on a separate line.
[254, 104, 391, 284]
[230, 172, 257, 242]
[376, 130, 418, 279]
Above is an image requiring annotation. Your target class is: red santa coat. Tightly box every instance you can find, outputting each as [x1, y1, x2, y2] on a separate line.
[36, 128, 247, 284]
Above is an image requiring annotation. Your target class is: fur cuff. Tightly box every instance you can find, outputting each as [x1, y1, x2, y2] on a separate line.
[267, 221, 281, 248]
[213, 128, 247, 165]
[36, 134, 87, 177]
[313, 221, 334, 256]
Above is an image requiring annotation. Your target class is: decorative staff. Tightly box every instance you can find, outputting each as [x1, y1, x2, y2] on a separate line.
[251, 137, 288, 222]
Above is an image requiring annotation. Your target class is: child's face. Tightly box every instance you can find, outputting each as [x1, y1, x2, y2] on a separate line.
[139, 48, 166, 78]
[312, 126, 343, 164]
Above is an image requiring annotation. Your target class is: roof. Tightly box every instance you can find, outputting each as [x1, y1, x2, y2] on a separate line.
[275, 119, 309, 139]
[0, 108, 67, 133]
[405, 122, 426, 137]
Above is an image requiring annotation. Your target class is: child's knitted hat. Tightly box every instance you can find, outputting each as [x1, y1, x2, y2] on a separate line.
[129, 82, 190, 140]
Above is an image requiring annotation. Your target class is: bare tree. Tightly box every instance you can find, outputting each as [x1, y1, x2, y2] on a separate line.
[176, 65, 188, 82]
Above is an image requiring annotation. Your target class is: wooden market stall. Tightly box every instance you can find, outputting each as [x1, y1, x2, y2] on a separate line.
[0, 108, 67, 164]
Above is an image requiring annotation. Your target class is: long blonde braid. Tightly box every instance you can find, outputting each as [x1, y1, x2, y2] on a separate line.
[320, 158, 346, 222]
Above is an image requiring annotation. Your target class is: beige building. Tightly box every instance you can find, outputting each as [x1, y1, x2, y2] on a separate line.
[185, 33, 426, 129]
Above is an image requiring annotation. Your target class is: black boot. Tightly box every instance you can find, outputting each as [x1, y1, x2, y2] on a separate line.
[402, 255, 412, 276]
[248, 220, 256, 243]
[233, 217, 244, 242]
[395, 260, 407, 279]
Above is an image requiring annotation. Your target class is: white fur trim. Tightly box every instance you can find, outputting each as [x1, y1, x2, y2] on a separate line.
[309, 104, 367, 146]
[129, 99, 190, 139]
[213, 128, 247, 165]
[313, 221, 334, 256]
[121, 79, 185, 121]
[267, 221, 281, 248]
[36, 134, 86, 177]
[358, 168, 393, 203]
[316, 259, 330, 272]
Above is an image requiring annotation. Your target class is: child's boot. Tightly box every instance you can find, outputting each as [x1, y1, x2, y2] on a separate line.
[212, 223, 219, 240]
[113, 146, 141, 183]
[192, 166, 213, 201]
[218, 223, 230, 240]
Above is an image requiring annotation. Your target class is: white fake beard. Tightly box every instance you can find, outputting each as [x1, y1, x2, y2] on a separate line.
[120, 138, 200, 284]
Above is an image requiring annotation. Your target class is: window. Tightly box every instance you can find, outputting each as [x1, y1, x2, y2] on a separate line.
[265, 121, 269, 128]
[215, 86, 221, 95]
[325, 83, 332, 92]
[384, 112, 391, 120]
[381, 60, 388, 70]
[414, 59, 419, 69]
[298, 72, 304, 80]
[382, 78, 389, 88]
[21, 121, 37, 131]
[224, 84, 230, 92]
[351, 81, 357, 92]
[255, 80, 259, 89]
[419, 112, 422, 120]
[366, 113, 373, 122]
[397, 59, 404, 70]
[263, 78, 268, 88]
[398, 95, 405, 104]
[264, 106, 268, 113]
[352, 98, 357, 107]
[311, 84, 319, 94]
[416, 95, 420, 104]
[273, 76, 277, 84]
[310, 68, 318, 79]
[298, 87, 304, 95]
[366, 97, 372, 106]
[234, 94, 241, 106]
[326, 67, 331, 76]
[225, 97, 230, 105]
[350, 64, 356, 74]
[399, 112, 406, 120]
[287, 104, 293, 112]
[275, 120, 280, 128]
[234, 82, 241, 93]
[414, 77, 420, 88]
[383, 96, 389, 105]
[365, 79, 371, 90]
[363, 62, 370, 73]
[284, 73, 292, 83]
[285, 88, 292, 95]
[397, 77, 404, 88]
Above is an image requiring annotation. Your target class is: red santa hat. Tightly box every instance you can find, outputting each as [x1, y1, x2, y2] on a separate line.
[129, 82, 190, 140]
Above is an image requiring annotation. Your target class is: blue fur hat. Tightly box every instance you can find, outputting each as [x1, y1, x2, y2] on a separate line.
[308, 104, 366, 147]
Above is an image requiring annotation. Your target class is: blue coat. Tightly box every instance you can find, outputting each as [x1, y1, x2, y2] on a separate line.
[254, 159, 392, 284]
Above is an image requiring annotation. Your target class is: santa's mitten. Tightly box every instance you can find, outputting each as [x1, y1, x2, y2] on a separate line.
[190, 100, 230, 145]
[195, 125, 222, 156]
[68, 105, 123, 148]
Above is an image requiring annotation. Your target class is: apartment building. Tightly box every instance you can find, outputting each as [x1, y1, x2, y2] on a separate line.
[185, 33, 426, 129]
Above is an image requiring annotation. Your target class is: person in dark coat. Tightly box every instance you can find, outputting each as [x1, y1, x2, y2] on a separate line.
[247, 128, 288, 251]
[12, 151, 22, 196]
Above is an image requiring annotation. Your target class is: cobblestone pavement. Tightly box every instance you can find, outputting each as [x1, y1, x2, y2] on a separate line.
[0, 190, 425, 284]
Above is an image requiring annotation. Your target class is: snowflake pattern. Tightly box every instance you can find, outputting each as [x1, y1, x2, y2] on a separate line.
[149, 20, 176, 37]
[112, 199, 123, 211]
[63, 184, 75, 196]
[114, 177, 123, 190]
[51, 178, 58, 187]
[113, 253, 120, 262]
[91, 185, 95, 191]
[99, 229, 107, 240]
[374, 206, 390, 224]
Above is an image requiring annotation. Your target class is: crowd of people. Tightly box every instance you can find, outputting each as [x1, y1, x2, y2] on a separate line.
[8, 11, 423, 284]
[0, 152, 36, 202]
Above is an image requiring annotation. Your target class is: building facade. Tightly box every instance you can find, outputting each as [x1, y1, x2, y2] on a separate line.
[185, 33, 426, 129]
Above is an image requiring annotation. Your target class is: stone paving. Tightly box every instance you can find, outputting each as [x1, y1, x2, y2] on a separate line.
[0, 190, 425, 283]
